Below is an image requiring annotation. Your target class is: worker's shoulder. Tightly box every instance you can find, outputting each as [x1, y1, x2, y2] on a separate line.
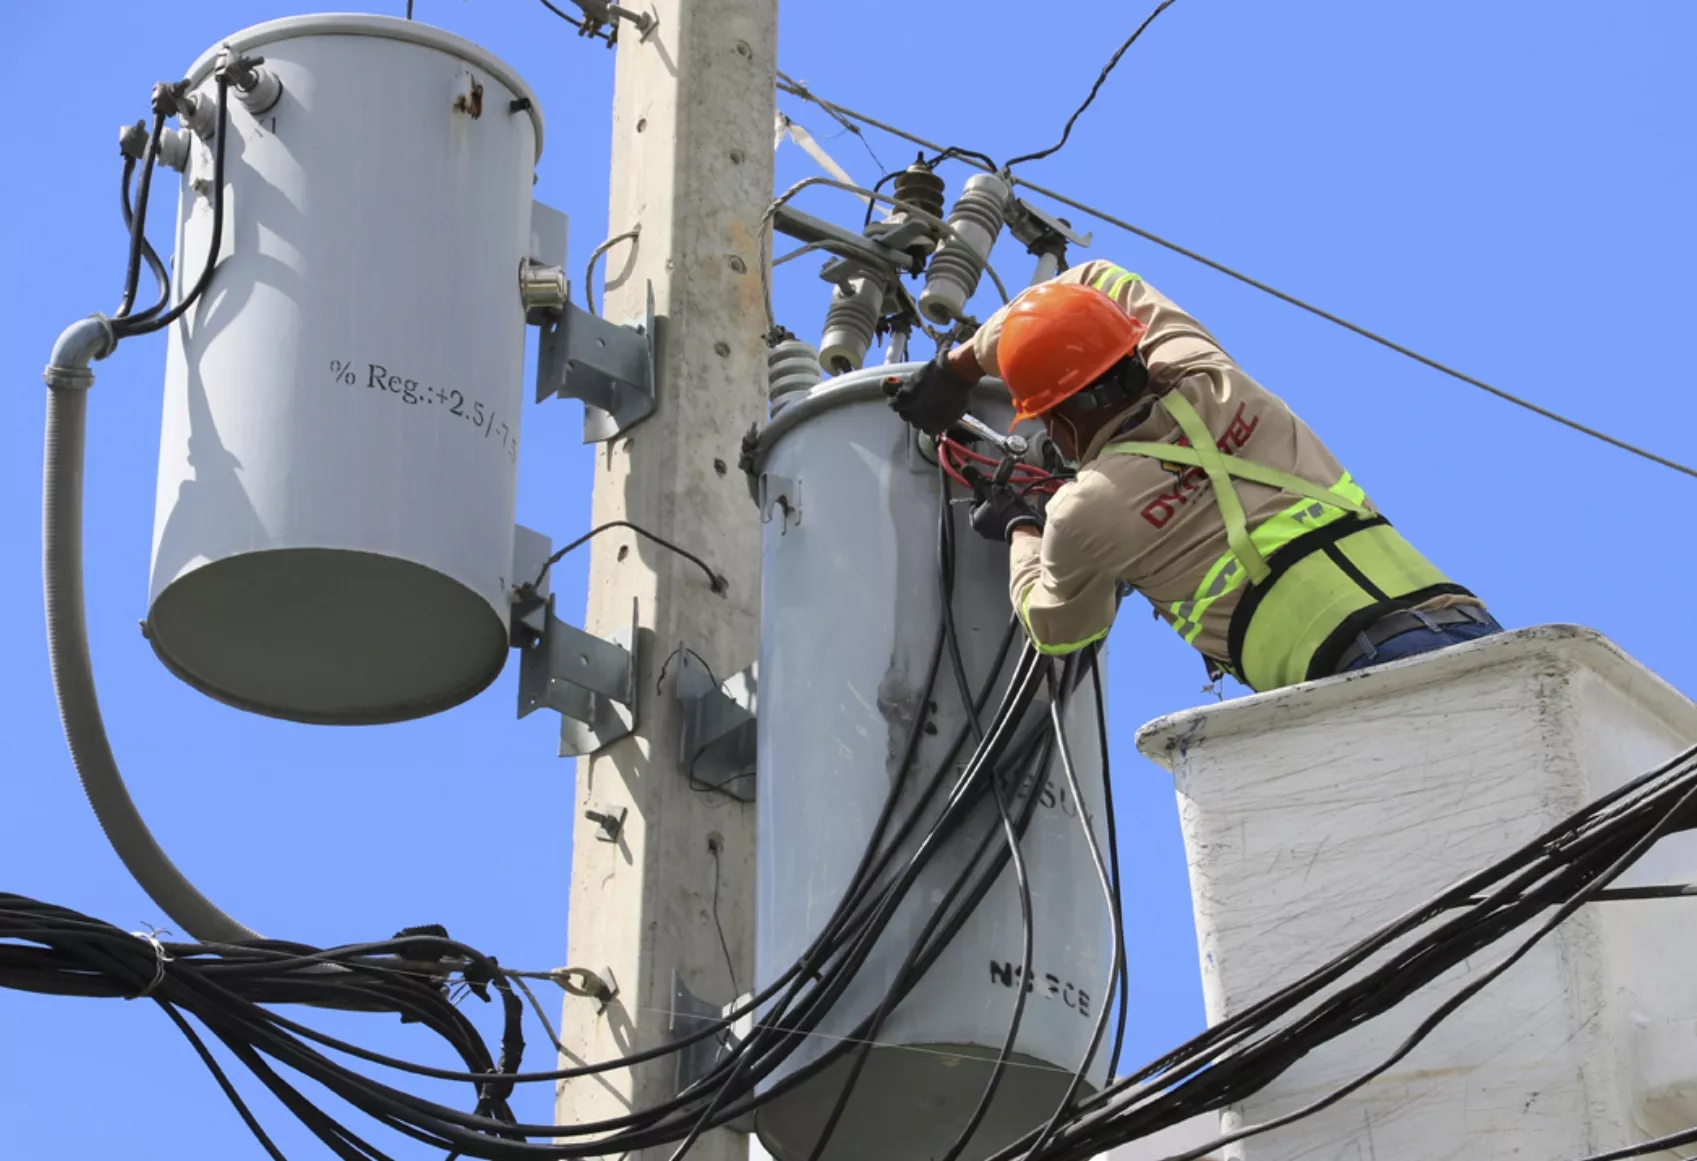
[1057, 259, 1142, 287]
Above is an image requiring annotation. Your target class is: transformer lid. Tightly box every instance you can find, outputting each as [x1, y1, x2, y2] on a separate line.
[182, 13, 546, 155]
[146, 548, 508, 726]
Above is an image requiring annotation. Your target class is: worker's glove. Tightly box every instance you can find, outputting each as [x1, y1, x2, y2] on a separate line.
[885, 350, 973, 437]
[969, 484, 1043, 543]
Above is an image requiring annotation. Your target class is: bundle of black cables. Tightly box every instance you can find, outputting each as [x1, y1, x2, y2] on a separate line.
[0, 897, 528, 1160]
[12, 429, 1697, 1160]
[2, 465, 1126, 1161]
[109, 73, 232, 343]
[80, 73, 1134, 1161]
[986, 739, 1697, 1161]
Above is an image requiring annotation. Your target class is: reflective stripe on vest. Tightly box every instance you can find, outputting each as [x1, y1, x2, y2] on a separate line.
[1230, 517, 1461, 690]
[1162, 475, 1365, 645]
[1089, 265, 1143, 301]
[1100, 391, 1467, 691]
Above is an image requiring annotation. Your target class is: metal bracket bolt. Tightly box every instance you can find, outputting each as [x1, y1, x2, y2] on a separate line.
[585, 806, 627, 843]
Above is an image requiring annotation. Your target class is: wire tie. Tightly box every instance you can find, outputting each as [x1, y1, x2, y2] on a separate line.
[127, 925, 174, 1000]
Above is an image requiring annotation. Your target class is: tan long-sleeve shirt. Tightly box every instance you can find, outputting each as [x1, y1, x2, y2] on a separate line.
[974, 262, 1472, 667]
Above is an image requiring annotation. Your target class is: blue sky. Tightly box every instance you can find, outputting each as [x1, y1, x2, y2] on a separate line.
[2, 1, 1695, 1156]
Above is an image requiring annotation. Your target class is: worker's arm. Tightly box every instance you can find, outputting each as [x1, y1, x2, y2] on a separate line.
[1006, 477, 1121, 656]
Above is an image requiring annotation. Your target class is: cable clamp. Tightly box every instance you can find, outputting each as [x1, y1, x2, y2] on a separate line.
[126, 926, 174, 1000]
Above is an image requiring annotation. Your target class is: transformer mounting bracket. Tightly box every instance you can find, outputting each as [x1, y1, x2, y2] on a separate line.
[756, 473, 800, 533]
[516, 595, 640, 758]
[673, 644, 756, 802]
[535, 281, 657, 443]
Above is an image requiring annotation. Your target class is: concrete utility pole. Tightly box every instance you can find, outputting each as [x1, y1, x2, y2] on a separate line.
[555, 2, 775, 1160]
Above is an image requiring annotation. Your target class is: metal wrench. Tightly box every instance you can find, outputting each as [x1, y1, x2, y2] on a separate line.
[954, 413, 1028, 458]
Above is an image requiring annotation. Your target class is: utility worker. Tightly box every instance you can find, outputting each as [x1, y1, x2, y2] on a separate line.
[888, 262, 1501, 691]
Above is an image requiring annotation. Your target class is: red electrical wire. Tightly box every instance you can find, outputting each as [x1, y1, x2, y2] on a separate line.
[937, 438, 1066, 496]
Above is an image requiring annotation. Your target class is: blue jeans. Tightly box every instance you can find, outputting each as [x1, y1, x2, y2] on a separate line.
[1341, 611, 1505, 673]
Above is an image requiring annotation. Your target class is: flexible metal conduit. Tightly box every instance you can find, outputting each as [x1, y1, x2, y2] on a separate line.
[42, 317, 259, 943]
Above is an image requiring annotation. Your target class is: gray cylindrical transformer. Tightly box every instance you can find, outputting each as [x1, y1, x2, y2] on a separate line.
[918, 173, 1011, 326]
[750, 364, 1112, 1161]
[145, 16, 543, 725]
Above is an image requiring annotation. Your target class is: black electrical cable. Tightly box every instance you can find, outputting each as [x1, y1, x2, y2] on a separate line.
[1016, 661, 1126, 1161]
[1088, 652, 1131, 1081]
[963, 743, 1690, 1161]
[536, 0, 613, 41]
[657, 619, 976, 1156]
[157, 1003, 291, 1161]
[795, 646, 1049, 1161]
[530, 520, 726, 594]
[116, 79, 231, 340]
[779, 482, 1039, 1161]
[21, 736, 1687, 1160]
[675, 734, 1015, 1151]
[860, 146, 1002, 233]
[1158, 775, 1697, 1161]
[709, 839, 740, 995]
[980, 745, 1697, 1161]
[1570, 1124, 1697, 1160]
[3, 665, 1031, 1154]
[118, 153, 171, 326]
[671, 588, 1047, 1151]
[931, 470, 1037, 1161]
[675, 653, 1055, 1151]
[862, 166, 905, 231]
[113, 111, 167, 322]
[1003, 0, 1181, 170]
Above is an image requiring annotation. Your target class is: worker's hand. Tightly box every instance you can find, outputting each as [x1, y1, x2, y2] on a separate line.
[969, 484, 1043, 543]
[885, 349, 974, 436]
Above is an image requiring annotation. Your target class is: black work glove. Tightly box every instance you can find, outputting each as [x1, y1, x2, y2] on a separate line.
[885, 349, 973, 436]
[969, 484, 1043, 543]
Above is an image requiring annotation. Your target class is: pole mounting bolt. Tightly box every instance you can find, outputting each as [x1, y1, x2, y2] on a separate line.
[585, 805, 628, 843]
[557, 966, 619, 1013]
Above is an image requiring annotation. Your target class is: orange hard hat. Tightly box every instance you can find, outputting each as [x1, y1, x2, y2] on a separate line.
[999, 282, 1148, 426]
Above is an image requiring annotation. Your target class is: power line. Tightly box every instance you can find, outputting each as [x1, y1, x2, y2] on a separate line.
[777, 70, 885, 172]
[1003, 0, 1182, 169]
[772, 77, 1697, 482]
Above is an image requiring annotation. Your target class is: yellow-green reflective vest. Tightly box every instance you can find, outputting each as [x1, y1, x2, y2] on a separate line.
[1101, 392, 1472, 692]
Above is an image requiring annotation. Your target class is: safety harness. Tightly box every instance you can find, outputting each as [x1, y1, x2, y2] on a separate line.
[1101, 391, 1473, 692]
